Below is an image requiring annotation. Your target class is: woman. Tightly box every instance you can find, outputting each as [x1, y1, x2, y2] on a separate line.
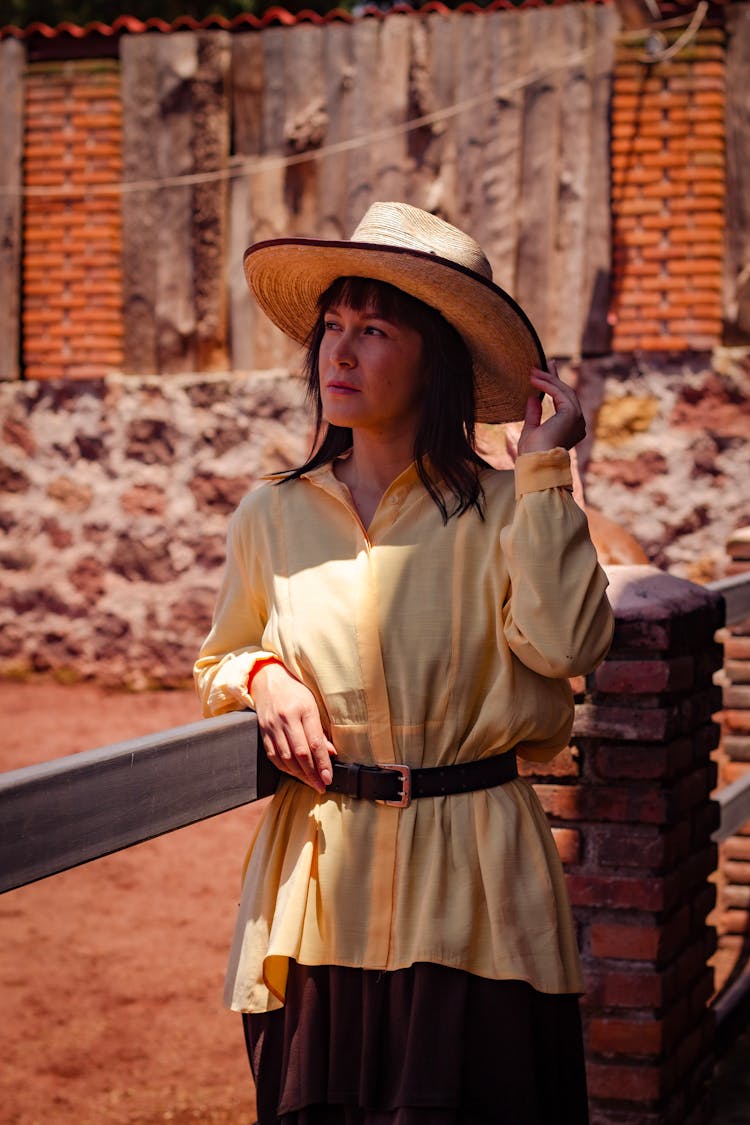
[195, 202, 614, 1125]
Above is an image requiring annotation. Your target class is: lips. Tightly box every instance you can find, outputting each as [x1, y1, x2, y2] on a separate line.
[325, 380, 360, 392]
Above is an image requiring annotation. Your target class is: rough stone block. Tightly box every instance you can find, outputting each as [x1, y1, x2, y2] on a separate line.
[605, 567, 724, 654]
[595, 656, 695, 695]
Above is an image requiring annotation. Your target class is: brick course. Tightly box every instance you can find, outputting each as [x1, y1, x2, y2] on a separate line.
[525, 566, 724, 1125]
[22, 60, 124, 380]
[610, 29, 726, 352]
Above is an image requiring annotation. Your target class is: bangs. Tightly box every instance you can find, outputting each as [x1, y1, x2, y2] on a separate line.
[318, 276, 437, 329]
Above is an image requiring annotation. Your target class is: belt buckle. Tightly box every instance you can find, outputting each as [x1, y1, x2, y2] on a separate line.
[375, 763, 412, 808]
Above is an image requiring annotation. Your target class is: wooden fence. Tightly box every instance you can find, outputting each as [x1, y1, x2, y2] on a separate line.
[0, 6, 618, 380]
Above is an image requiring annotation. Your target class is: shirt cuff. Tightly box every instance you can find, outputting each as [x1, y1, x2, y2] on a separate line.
[514, 448, 573, 499]
[206, 650, 279, 715]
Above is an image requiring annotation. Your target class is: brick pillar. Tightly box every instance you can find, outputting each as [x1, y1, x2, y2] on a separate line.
[610, 26, 725, 351]
[714, 527, 750, 984]
[22, 59, 124, 379]
[523, 565, 723, 1125]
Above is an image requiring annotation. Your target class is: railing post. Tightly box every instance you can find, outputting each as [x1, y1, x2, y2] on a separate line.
[714, 528, 750, 993]
[523, 565, 724, 1125]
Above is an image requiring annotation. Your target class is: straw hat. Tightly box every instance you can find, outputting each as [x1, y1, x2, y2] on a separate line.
[243, 201, 546, 424]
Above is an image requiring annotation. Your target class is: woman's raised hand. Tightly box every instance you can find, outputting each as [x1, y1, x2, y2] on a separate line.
[251, 662, 337, 793]
[517, 360, 586, 456]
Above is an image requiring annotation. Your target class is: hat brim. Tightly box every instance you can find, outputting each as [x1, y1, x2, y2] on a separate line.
[243, 238, 546, 424]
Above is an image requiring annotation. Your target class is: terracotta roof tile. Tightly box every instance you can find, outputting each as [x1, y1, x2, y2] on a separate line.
[0, 0, 612, 41]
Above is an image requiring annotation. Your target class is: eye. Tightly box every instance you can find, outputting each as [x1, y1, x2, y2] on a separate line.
[323, 319, 341, 332]
[363, 324, 385, 336]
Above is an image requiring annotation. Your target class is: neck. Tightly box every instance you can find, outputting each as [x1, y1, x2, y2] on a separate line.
[347, 429, 416, 494]
[333, 429, 418, 529]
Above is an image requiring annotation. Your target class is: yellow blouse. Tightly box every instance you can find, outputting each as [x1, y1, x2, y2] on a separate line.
[194, 448, 614, 1013]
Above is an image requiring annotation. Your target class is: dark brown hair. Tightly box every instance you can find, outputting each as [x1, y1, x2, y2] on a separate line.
[277, 277, 489, 521]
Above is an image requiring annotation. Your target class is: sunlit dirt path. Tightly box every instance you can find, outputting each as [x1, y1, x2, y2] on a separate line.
[0, 681, 263, 1125]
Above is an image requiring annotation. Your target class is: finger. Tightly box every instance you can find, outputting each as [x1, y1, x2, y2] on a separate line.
[530, 365, 572, 397]
[530, 373, 579, 419]
[265, 732, 307, 786]
[301, 713, 336, 787]
[283, 729, 324, 790]
[523, 392, 543, 431]
[263, 718, 317, 787]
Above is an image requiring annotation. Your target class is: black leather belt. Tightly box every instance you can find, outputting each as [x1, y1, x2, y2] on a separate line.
[326, 753, 518, 808]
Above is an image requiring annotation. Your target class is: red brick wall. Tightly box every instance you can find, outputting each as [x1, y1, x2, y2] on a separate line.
[524, 568, 723, 1125]
[23, 60, 124, 380]
[611, 27, 726, 352]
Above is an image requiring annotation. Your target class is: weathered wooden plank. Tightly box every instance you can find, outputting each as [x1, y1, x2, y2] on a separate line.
[412, 11, 457, 217]
[192, 31, 231, 371]
[0, 711, 269, 894]
[121, 35, 163, 374]
[283, 22, 325, 236]
[553, 5, 590, 358]
[229, 32, 264, 372]
[481, 10, 524, 291]
[712, 770, 750, 843]
[124, 33, 229, 375]
[724, 6, 750, 337]
[252, 25, 298, 369]
[515, 8, 565, 352]
[0, 39, 25, 381]
[349, 18, 380, 220]
[581, 2, 618, 355]
[708, 572, 750, 627]
[320, 21, 355, 238]
[452, 11, 492, 243]
[372, 14, 411, 204]
[154, 33, 199, 374]
[121, 34, 199, 374]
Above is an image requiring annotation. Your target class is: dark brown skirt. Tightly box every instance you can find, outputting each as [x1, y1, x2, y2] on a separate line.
[243, 962, 589, 1125]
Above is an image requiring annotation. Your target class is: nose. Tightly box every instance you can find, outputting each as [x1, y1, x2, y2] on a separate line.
[329, 329, 355, 368]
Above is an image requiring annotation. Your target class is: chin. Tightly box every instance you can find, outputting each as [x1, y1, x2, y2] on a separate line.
[323, 406, 361, 429]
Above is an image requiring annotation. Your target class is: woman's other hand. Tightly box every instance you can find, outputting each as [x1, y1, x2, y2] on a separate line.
[251, 662, 337, 793]
[517, 360, 586, 455]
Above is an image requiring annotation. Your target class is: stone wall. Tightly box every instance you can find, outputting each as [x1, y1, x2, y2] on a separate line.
[580, 348, 750, 582]
[1, 349, 747, 687]
[0, 370, 310, 687]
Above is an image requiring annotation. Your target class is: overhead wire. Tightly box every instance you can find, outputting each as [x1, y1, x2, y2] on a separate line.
[0, 3, 711, 204]
[2, 42, 598, 201]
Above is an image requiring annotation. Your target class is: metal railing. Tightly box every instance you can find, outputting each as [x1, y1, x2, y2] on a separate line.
[707, 571, 750, 630]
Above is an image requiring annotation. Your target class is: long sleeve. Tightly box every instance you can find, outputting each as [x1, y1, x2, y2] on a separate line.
[194, 493, 278, 717]
[499, 448, 614, 679]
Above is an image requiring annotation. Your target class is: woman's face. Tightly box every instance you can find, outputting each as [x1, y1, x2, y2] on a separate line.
[318, 299, 426, 441]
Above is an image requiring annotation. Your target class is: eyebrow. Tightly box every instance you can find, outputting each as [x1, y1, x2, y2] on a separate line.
[324, 303, 391, 321]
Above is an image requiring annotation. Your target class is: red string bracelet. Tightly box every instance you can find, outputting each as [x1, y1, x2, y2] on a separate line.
[247, 656, 282, 695]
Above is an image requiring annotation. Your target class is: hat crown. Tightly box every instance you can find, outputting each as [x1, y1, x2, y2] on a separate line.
[350, 202, 493, 283]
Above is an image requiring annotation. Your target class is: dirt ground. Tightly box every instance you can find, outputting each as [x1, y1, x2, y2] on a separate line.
[0, 681, 265, 1125]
